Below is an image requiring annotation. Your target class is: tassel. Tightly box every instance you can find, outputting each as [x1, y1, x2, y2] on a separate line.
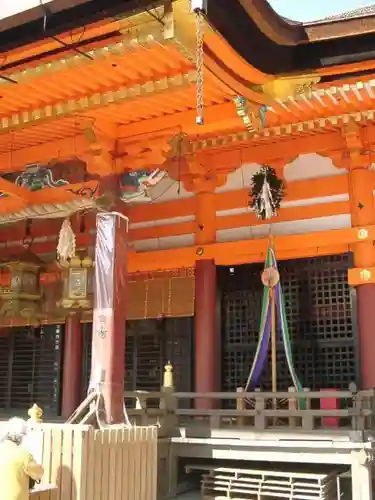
[57, 219, 76, 261]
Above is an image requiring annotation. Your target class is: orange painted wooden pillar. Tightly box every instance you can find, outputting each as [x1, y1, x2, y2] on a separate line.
[195, 190, 220, 408]
[61, 314, 83, 419]
[347, 154, 375, 389]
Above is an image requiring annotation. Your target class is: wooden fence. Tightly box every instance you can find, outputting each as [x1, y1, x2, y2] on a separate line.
[123, 387, 375, 432]
[30, 424, 157, 500]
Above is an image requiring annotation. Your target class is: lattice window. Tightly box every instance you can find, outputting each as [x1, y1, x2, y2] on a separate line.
[130, 320, 164, 392]
[164, 317, 193, 394]
[33, 326, 63, 412]
[124, 334, 135, 391]
[81, 323, 92, 398]
[220, 253, 356, 393]
[0, 336, 10, 409]
[82, 318, 193, 397]
[0, 326, 63, 415]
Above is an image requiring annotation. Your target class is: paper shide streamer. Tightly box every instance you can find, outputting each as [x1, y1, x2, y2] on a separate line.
[57, 218, 76, 261]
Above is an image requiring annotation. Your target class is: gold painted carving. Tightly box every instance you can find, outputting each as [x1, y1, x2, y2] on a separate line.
[260, 76, 320, 101]
[234, 97, 266, 134]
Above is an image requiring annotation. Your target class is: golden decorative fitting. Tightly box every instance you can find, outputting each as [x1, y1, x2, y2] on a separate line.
[360, 269, 372, 282]
[357, 228, 369, 240]
[81, 256, 93, 268]
[28, 403, 43, 423]
[261, 76, 320, 101]
[69, 256, 81, 268]
[163, 362, 174, 388]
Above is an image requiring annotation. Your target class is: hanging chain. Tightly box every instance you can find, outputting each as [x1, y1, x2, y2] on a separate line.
[195, 9, 204, 125]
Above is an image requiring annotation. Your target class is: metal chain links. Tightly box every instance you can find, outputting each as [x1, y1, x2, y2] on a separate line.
[195, 9, 204, 125]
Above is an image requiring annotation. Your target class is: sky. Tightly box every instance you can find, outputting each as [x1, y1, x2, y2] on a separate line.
[1, 0, 375, 23]
[268, 0, 375, 22]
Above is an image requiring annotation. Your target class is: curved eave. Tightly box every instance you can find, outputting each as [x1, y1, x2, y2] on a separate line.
[0, 0, 92, 33]
[207, 0, 375, 75]
[0, 0, 157, 54]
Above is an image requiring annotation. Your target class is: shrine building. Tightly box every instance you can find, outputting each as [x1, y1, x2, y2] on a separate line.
[0, 0, 374, 419]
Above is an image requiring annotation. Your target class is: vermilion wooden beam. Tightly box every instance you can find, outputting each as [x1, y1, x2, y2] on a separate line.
[0, 115, 357, 175]
[0, 135, 89, 173]
[0, 195, 353, 245]
[0, 225, 369, 271]
[128, 200, 350, 241]
[128, 173, 355, 224]
[127, 225, 370, 271]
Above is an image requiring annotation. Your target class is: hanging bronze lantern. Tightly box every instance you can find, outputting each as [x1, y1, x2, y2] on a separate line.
[0, 252, 42, 325]
[60, 255, 94, 310]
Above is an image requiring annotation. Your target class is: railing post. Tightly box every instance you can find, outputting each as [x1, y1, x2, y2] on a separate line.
[160, 362, 177, 436]
[352, 390, 366, 431]
[288, 386, 298, 428]
[358, 389, 375, 431]
[135, 391, 148, 426]
[236, 387, 245, 427]
[320, 388, 339, 428]
[25, 403, 44, 464]
[301, 388, 314, 431]
[368, 390, 375, 430]
[159, 362, 178, 500]
[351, 450, 373, 500]
[254, 388, 265, 430]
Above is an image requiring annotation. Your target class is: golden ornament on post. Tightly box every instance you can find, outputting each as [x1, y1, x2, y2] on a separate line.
[163, 362, 174, 388]
[28, 403, 43, 423]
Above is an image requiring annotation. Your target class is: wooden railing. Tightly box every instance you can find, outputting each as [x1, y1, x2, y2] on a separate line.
[124, 387, 375, 433]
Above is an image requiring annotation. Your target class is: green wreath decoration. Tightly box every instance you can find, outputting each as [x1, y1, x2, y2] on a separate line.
[249, 165, 285, 220]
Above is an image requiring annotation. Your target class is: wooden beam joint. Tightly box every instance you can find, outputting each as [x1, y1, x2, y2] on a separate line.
[333, 122, 373, 169]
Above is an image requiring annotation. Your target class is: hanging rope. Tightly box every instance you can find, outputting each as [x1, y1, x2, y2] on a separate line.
[195, 8, 204, 125]
[244, 250, 273, 392]
[243, 247, 304, 400]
